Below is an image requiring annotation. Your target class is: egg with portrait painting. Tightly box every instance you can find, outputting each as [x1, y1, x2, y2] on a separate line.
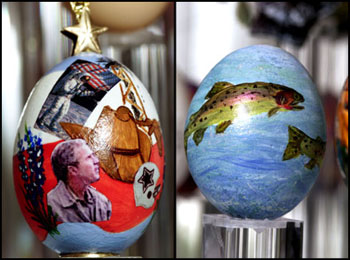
[184, 45, 326, 220]
[12, 52, 165, 255]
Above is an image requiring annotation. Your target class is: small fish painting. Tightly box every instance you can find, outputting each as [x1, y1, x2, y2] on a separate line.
[283, 125, 326, 169]
[184, 81, 305, 152]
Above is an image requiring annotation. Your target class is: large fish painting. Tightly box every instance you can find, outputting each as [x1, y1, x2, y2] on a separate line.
[184, 81, 305, 152]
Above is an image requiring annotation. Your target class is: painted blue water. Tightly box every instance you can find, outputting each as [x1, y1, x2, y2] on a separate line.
[186, 45, 326, 219]
[43, 214, 153, 254]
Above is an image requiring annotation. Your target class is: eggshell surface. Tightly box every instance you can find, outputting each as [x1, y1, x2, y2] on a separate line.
[13, 52, 165, 254]
[184, 45, 326, 219]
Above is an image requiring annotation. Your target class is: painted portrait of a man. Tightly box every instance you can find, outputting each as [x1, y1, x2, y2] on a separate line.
[47, 139, 111, 222]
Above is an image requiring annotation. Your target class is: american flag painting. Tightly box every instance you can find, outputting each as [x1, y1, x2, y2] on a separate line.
[34, 58, 122, 140]
[70, 62, 120, 91]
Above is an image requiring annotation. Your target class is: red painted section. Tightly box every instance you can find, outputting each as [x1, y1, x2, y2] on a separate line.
[13, 139, 165, 241]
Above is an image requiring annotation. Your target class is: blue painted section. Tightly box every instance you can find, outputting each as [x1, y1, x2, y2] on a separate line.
[43, 213, 153, 254]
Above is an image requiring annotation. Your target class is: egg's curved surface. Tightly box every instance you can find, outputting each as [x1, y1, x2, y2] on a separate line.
[13, 52, 165, 254]
[185, 45, 326, 219]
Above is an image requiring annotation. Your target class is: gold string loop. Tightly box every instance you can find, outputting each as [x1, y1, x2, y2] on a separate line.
[70, 2, 90, 22]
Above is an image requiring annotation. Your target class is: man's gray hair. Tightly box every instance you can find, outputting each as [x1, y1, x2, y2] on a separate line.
[51, 139, 86, 183]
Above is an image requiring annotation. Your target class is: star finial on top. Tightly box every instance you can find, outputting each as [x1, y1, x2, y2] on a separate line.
[61, 8, 108, 56]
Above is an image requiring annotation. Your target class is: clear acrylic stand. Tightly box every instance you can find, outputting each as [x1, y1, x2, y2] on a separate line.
[202, 214, 303, 258]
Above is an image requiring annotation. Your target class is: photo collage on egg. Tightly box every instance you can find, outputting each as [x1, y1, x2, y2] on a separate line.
[34, 57, 122, 140]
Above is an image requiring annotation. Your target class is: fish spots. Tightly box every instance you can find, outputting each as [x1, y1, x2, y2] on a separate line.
[253, 85, 257, 88]
[199, 118, 203, 122]
[210, 105, 213, 109]
[262, 94, 266, 97]
[303, 139, 313, 144]
[226, 90, 230, 94]
[224, 103, 227, 106]
[204, 117, 207, 120]
[230, 105, 233, 109]
[250, 97, 254, 100]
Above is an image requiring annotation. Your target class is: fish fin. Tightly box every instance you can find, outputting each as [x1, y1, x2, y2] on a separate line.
[268, 107, 280, 117]
[305, 158, 317, 169]
[205, 82, 234, 99]
[316, 158, 323, 168]
[193, 127, 207, 146]
[216, 120, 232, 134]
[282, 125, 305, 161]
[292, 105, 304, 111]
[315, 136, 324, 143]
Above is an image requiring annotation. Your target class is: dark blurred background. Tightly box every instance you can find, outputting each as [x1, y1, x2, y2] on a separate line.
[2, 2, 174, 258]
[176, 2, 348, 258]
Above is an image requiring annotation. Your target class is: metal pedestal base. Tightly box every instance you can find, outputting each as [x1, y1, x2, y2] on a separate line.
[203, 214, 303, 258]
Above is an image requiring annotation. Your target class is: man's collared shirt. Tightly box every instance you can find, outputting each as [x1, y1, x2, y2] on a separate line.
[47, 180, 112, 222]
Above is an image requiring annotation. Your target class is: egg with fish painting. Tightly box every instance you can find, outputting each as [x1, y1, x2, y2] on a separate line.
[184, 45, 326, 219]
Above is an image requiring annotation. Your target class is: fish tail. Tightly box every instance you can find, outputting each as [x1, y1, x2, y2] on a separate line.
[282, 125, 306, 161]
[184, 110, 201, 154]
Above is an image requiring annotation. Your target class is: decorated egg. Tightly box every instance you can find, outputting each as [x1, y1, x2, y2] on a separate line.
[184, 45, 326, 220]
[335, 78, 348, 186]
[13, 52, 165, 255]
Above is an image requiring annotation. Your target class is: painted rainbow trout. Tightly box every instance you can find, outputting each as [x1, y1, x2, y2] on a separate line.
[184, 81, 305, 152]
[283, 125, 326, 169]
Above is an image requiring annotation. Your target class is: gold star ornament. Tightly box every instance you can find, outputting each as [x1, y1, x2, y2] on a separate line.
[62, 7, 108, 56]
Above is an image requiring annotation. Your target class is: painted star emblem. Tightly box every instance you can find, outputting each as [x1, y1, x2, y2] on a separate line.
[61, 10, 108, 55]
[137, 167, 154, 193]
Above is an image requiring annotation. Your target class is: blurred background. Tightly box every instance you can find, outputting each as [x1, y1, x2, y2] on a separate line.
[2, 2, 174, 258]
[176, 2, 348, 258]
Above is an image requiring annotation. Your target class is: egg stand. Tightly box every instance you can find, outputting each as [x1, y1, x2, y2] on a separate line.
[202, 214, 303, 258]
